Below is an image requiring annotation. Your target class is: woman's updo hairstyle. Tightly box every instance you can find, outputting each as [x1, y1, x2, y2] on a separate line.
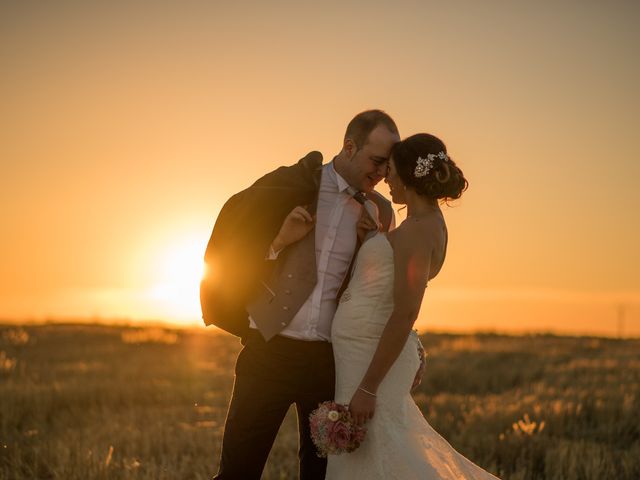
[390, 133, 468, 202]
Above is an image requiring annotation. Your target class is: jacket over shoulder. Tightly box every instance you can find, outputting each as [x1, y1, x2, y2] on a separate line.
[200, 152, 323, 338]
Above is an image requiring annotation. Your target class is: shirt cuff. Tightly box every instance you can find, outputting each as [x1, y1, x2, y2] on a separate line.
[266, 244, 282, 260]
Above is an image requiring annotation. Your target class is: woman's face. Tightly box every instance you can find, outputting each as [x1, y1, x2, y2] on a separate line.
[384, 157, 406, 204]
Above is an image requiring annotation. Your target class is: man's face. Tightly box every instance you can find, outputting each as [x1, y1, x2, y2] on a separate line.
[344, 125, 400, 193]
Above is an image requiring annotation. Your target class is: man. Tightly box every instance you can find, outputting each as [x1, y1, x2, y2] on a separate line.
[203, 110, 409, 479]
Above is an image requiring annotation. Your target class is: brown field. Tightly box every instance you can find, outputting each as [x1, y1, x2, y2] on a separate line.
[0, 324, 638, 479]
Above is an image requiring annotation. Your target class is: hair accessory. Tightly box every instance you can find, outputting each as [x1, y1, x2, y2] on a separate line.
[414, 151, 449, 178]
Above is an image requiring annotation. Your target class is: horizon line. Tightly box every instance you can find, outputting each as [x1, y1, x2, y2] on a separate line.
[2, 316, 638, 340]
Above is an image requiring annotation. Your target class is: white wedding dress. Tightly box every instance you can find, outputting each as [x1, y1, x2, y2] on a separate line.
[326, 233, 499, 480]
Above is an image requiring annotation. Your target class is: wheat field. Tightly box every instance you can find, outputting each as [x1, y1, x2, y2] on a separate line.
[1, 324, 638, 479]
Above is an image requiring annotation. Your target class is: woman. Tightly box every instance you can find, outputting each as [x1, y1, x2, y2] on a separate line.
[326, 134, 499, 479]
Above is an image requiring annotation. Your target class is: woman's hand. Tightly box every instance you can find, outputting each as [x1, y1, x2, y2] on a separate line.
[356, 208, 381, 243]
[271, 206, 315, 253]
[349, 388, 377, 426]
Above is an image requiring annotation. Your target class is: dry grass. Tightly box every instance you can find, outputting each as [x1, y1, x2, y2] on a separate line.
[0, 324, 638, 479]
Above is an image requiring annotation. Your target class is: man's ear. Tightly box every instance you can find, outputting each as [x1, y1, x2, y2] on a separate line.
[343, 137, 357, 160]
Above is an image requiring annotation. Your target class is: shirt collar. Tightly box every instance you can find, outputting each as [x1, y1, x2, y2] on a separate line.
[328, 159, 353, 194]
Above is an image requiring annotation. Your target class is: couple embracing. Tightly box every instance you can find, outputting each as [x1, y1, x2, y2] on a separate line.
[201, 110, 499, 479]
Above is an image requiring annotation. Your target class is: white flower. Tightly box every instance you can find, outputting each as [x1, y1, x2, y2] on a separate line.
[327, 410, 340, 421]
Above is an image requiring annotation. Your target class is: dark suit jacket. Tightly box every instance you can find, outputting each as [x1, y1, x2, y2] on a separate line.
[200, 152, 393, 341]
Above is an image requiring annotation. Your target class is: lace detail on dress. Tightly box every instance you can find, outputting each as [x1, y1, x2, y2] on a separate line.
[339, 289, 352, 303]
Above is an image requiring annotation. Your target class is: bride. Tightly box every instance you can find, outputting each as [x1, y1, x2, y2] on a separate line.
[326, 133, 499, 479]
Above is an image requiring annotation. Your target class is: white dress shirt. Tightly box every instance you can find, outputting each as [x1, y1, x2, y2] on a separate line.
[249, 162, 373, 341]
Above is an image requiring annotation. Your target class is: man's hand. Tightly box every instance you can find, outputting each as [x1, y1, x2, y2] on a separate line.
[356, 207, 381, 243]
[349, 388, 376, 426]
[271, 206, 315, 253]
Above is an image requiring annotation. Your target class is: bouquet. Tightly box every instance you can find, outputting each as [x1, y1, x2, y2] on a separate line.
[309, 401, 367, 457]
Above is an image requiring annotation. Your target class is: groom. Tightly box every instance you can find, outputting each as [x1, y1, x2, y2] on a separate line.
[203, 110, 401, 479]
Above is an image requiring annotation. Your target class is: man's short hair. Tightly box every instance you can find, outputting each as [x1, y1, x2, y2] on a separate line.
[344, 110, 399, 149]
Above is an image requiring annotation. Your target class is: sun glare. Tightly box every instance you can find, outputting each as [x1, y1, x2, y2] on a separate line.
[147, 237, 206, 323]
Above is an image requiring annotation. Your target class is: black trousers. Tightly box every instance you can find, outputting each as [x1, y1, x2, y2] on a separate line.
[214, 329, 335, 480]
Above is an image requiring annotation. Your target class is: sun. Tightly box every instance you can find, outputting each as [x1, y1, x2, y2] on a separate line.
[147, 236, 207, 323]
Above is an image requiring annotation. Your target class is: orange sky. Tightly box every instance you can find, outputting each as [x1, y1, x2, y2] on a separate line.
[1, 2, 639, 336]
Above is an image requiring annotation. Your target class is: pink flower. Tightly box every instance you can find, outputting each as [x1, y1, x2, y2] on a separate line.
[327, 420, 351, 450]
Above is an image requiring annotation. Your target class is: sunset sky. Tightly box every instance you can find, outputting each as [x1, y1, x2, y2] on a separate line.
[1, 1, 639, 336]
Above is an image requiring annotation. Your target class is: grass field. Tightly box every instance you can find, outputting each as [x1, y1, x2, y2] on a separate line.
[1, 324, 638, 479]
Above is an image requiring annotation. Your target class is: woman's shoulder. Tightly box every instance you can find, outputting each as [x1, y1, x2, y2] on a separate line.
[387, 211, 448, 279]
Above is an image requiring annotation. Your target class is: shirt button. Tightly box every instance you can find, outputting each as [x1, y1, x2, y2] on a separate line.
[281, 321, 287, 326]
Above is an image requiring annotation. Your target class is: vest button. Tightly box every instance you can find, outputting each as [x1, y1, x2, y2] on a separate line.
[281, 321, 287, 326]
[287, 274, 293, 278]
[283, 306, 289, 311]
[284, 289, 291, 295]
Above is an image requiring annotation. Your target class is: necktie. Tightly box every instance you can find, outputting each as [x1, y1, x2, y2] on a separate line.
[349, 188, 380, 240]
[336, 188, 379, 300]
